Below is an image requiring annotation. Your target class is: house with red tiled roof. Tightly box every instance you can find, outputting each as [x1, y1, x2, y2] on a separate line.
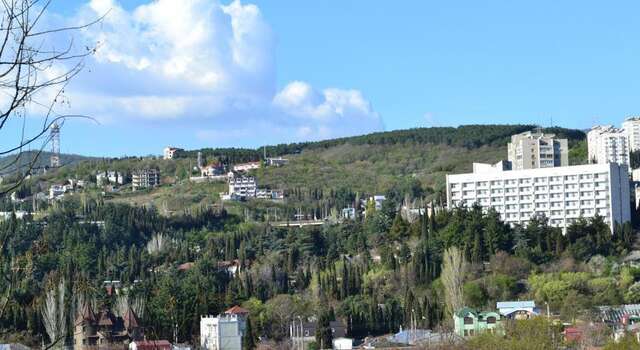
[224, 305, 249, 316]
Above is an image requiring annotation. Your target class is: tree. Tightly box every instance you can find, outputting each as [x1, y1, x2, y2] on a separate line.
[315, 309, 333, 350]
[0, 0, 100, 322]
[42, 278, 67, 347]
[243, 317, 257, 350]
[441, 246, 467, 316]
[0, 0, 100, 197]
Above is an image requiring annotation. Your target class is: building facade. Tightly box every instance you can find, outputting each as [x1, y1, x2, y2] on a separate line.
[507, 131, 568, 170]
[228, 174, 257, 198]
[445, 162, 631, 233]
[132, 169, 160, 190]
[97, 171, 126, 186]
[200, 306, 248, 350]
[74, 304, 142, 350]
[232, 162, 261, 172]
[587, 126, 630, 166]
[454, 308, 503, 337]
[163, 147, 182, 160]
[623, 117, 640, 152]
[496, 301, 538, 319]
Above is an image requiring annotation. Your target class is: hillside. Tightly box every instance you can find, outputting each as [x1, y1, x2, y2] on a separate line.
[255, 125, 587, 200]
[0, 124, 588, 214]
[0, 150, 95, 177]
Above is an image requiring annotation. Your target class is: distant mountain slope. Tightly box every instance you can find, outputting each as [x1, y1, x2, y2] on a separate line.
[182, 124, 586, 164]
[0, 150, 95, 176]
[180, 125, 587, 199]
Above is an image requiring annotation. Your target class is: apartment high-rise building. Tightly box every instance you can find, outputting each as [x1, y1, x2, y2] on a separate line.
[587, 126, 630, 166]
[507, 131, 568, 170]
[445, 162, 631, 233]
[622, 117, 640, 153]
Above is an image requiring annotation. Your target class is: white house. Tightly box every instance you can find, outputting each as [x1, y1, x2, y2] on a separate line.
[332, 337, 353, 350]
[163, 146, 182, 160]
[233, 162, 261, 172]
[266, 157, 289, 167]
[96, 170, 126, 185]
[200, 306, 248, 350]
[370, 195, 386, 210]
[49, 184, 67, 200]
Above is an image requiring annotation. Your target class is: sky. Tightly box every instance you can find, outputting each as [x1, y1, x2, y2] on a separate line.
[2, 0, 640, 157]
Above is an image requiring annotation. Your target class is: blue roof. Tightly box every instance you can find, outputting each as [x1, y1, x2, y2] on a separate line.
[496, 301, 535, 309]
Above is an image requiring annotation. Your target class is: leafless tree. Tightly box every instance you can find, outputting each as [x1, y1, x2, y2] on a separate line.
[42, 278, 67, 347]
[0, 0, 103, 198]
[0, 0, 102, 325]
[441, 247, 467, 317]
[115, 292, 146, 319]
[146, 232, 168, 254]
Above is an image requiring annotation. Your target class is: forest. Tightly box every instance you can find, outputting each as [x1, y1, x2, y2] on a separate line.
[1, 188, 638, 348]
[179, 125, 586, 164]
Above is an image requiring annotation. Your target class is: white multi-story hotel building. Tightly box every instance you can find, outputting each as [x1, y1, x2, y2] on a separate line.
[507, 131, 568, 170]
[228, 173, 257, 198]
[446, 162, 631, 233]
[622, 117, 640, 153]
[587, 126, 630, 166]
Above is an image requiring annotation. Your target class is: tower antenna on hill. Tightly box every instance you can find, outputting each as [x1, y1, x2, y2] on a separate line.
[50, 122, 60, 168]
[263, 145, 266, 160]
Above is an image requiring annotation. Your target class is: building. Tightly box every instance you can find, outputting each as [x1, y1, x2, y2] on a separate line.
[507, 130, 568, 170]
[74, 304, 142, 349]
[130, 340, 172, 350]
[233, 162, 261, 172]
[256, 189, 284, 200]
[290, 320, 347, 345]
[365, 195, 386, 210]
[163, 146, 183, 160]
[97, 170, 127, 185]
[342, 207, 356, 220]
[587, 125, 630, 166]
[446, 162, 631, 233]
[266, 157, 289, 167]
[332, 338, 353, 350]
[228, 174, 257, 198]
[0, 344, 30, 350]
[623, 117, 640, 152]
[49, 184, 67, 200]
[454, 308, 503, 337]
[132, 169, 160, 190]
[200, 306, 248, 350]
[496, 301, 538, 319]
[201, 162, 225, 178]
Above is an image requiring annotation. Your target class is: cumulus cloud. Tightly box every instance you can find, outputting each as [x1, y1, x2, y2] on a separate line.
[58, 0, 382, 145]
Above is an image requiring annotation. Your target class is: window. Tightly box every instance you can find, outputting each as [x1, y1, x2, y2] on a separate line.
[464, 317, 474, 325]
[487, 316, 497, 324]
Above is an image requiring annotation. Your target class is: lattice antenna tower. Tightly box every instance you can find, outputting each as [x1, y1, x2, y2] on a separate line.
[50, 122, 60, 168]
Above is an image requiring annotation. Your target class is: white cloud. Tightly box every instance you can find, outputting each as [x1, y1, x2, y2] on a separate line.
[58, 0, 382, 145]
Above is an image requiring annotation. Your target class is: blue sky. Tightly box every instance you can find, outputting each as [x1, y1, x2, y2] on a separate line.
[4, 0, 640, 156]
